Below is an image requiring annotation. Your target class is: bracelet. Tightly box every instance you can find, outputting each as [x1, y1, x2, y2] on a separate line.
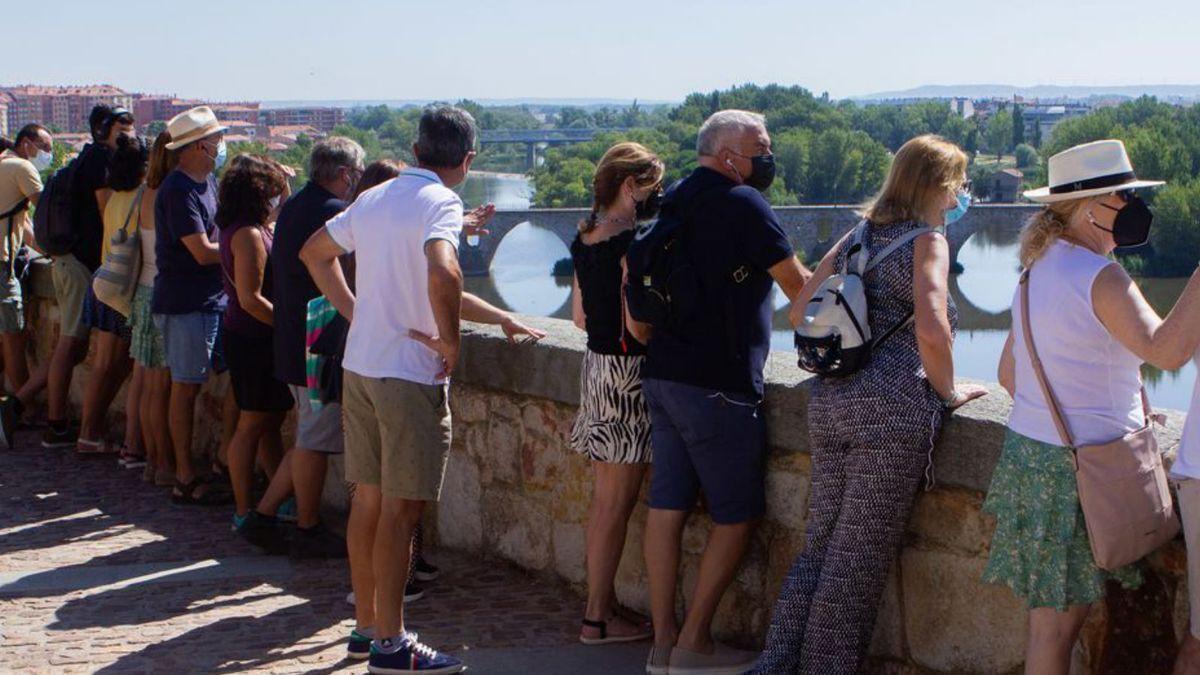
[942, 391, 964, 408]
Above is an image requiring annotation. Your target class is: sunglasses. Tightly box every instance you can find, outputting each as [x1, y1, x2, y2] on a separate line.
[1115, 189, 1135, 203]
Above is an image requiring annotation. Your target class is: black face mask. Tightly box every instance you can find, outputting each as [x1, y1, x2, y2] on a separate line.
[740, 153, 776, 192]
[1094, 195, 1153, 247]
[636, 190, 662, 221]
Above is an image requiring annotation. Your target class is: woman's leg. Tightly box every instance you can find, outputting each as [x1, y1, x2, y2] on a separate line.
[143, 368, 174, 477]
[1026, 605, 1090, 675]
[228, 409, 276, 518]
[124, 363, 144, 456]
[581, 460, 648, 639]
[217, 387, 238, 470]
[1, 331, 28, 393]
[79, 331, 132, 443]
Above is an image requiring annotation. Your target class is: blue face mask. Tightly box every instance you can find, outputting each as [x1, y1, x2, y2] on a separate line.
[943, 190, 971, 225]
[213, 140, 228, 171]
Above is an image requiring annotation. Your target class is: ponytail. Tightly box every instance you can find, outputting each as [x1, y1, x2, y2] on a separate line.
[1019, 198, 1089, 268]
[578, 203, 600, 234]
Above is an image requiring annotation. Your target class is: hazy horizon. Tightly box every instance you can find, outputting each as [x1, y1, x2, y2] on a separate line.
[3, 0, 1198, 102]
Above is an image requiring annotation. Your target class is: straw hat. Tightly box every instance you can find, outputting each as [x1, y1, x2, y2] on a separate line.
[165, 106, 228, 150]
[1023, 139, 1164, 203]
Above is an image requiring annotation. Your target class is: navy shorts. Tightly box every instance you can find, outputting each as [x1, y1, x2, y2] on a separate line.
[643, 378, 767, 524]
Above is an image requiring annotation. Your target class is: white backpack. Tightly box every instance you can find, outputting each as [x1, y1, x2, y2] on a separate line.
[794, 221, 933, 377]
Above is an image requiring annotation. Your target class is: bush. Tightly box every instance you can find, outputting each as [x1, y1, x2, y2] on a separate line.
[1014, 144, 1039, 168]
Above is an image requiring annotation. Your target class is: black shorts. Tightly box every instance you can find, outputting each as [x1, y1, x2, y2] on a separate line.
[223, 326, 294, 412]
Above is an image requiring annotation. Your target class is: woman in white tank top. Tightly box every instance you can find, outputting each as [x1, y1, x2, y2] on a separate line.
[983, 140, 1200, 674]
[125, 132, 177, 485]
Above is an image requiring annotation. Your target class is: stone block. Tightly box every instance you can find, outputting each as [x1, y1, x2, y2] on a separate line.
[485, 415, 523, 486]
[906, 487, 991, 555]
[869, 565, 905, 659]
[437, 450, 483, 551]
[452, 388, 489, 423]
[901, 548, 1026, 673]
[482, 491, 552, 572]
[552, 521, 586, 585]
[765, 469, 810, 531]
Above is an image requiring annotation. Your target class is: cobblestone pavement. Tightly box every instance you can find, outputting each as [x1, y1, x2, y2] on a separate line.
[0, 429, 647, 674]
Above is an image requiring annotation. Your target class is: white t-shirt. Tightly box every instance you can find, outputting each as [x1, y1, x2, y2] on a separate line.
[326, 168, 463, 385]
[1171, 350, 1200, 479]
[1008, 240, 1145, 447]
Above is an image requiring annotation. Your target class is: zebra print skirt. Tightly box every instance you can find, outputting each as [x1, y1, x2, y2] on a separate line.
[570, 350, 652, 464]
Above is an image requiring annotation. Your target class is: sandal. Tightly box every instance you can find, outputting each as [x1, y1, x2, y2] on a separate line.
[118, 446, 147, 469]
[77, 438, 117, 457]
[172, 478, 232, 506]
[579, 617, 653, 646]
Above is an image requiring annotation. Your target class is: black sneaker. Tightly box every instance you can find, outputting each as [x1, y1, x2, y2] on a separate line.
[238, 511, 290, 555]
[41, 423, 77, 449]
[288, 523, 347, 559]
[413, 555, 440, 582]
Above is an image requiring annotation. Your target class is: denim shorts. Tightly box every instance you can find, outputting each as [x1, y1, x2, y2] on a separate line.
[0, 275, 22, 334]
[153, 311, 220, 384]
[643, 377, 767, 524]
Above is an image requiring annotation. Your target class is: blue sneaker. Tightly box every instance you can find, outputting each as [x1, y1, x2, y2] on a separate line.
[368, 636, 465, 674]
[347, 628, 372, 660]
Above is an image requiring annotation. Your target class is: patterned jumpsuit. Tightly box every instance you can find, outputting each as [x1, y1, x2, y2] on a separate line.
[756, 221, 958, 674]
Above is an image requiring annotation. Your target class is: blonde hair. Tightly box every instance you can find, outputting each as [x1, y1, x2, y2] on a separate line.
[862, 134, 967, 225]
[580, 142, 665, 233]
[1018, 197, 1091, 267]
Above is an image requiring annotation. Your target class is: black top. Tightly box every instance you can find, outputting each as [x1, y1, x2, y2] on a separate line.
[571, 228, 645, 356]
[69, 143, 110, 271]
[642, 167, 794, 397]
[272, 182, 348, 386]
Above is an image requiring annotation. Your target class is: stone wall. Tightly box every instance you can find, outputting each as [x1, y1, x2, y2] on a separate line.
[435, 317, 1192, 674]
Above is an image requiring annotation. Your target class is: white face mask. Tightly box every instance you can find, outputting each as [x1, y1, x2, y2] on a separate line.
[31, 149, 53, 171]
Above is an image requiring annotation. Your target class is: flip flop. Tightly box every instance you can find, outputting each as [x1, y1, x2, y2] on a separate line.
[77, 439, 117, 457]
[579, 617, 653, 646]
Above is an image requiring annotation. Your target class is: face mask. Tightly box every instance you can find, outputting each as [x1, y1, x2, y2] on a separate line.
[268, 195, 281, 211]
[1093, 194, 1153, 247]
[635, 190, 662, 221]
[726, 152, 776, 192]
[206, 140, 227, 171]
[943, 190, 971, 226]
[31, 149, 53, 171]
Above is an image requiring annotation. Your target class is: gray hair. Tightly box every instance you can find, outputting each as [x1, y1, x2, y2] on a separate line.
[415, 106, 477, 169]
[310, 136, 365, 184]
[696, 109, 767, 156]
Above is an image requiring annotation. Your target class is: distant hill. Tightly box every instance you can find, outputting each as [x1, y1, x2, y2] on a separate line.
[855, 84, 1200, 101]
[261, 98, 676, 110]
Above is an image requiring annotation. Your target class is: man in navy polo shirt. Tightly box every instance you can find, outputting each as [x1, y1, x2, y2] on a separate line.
[640, 110, 811, 675]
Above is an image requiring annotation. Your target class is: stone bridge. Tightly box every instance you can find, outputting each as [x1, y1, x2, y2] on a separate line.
[479, 128, 626, 169]
[459, 204, 1041, 278]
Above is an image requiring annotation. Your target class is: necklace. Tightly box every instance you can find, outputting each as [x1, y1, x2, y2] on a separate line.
[595, 213, 635, 228]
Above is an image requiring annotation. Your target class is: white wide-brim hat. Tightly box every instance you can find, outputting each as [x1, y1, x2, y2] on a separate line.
[1023, 139, 1164, 203]
[165, 106, 228, 150]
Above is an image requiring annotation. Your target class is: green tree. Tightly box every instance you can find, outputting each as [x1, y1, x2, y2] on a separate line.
[1012, 105, 1025, 148]
[1014, 143, 1039, 168]
[986, 110, 1013, 159]
[1148, 180, 1200, 275]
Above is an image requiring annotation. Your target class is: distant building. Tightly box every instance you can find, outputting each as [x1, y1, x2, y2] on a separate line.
[949, 97, 975, 119]
[132, 96, 261, 128]
[986, 168, 1024, 203]
[261, 107, 346, 133]
[1021, 103, 1091, 143]
[1, 84, 132, 133]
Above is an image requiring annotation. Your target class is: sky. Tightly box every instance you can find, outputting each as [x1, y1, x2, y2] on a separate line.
[6, 0, 1200, 103]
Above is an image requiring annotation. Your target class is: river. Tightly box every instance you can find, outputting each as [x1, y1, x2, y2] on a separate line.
[456, 173, 1197, 411]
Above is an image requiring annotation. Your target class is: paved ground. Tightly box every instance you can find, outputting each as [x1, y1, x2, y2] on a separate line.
[0, 429, 647, 674]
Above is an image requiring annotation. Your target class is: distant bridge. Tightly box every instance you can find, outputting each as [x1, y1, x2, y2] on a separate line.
[459, 204, 1039, 279]
[479, 128, 627, 169]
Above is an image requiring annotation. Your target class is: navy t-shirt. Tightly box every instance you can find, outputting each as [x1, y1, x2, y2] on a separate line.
[152, 169, 224, 314]
[271, 182, 347, 386]
[69, 143, 110, 271]
[643, 167, 794, 397]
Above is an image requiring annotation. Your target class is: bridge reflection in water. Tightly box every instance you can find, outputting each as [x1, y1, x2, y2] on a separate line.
[463, 218, 1195, 410]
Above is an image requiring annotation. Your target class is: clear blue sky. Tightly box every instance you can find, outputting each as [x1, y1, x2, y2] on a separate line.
[6, 0, 1199, 102]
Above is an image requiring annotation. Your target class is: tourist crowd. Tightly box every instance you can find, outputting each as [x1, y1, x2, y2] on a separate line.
[3, 100, 1200, 675]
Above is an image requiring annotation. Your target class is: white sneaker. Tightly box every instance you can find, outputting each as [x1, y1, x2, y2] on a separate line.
[668, 643, 759, 675]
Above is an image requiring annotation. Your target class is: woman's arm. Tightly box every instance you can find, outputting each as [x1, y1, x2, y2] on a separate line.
[571, 273, 586, 331]
[231, 226, 274, 326]
[914, 232, 987, 408]
[998, 330, 1015, 397]
[787, 231, 851, 328]
[1093, 263, 1200, 370]
[138, 188, 156, 231]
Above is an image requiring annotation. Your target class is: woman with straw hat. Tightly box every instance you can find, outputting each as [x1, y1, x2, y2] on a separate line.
[985, 139, 1200, 673]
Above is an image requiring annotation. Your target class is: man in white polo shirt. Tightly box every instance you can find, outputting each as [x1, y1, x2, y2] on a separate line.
[301, 105, 544, 674]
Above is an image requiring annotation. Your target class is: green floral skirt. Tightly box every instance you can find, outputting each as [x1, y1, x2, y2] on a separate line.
[982, 429, 1142, 610]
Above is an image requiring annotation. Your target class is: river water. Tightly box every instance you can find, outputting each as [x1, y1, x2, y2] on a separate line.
[456, 173, 1196, 411]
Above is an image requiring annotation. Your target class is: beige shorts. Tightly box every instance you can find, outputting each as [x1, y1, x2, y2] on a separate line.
[342, 371, 452, 501]
[51, 253, 90, 340]
[1177, 477, 1200, 639]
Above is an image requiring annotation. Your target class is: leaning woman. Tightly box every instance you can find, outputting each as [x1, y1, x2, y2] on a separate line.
[217, 155, 295, 532]
[756, 134, 986, 674]
[570, 142, 662, 646]
[987, 139, 1200, 674]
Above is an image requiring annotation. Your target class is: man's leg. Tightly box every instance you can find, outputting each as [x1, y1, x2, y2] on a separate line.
[349, 483, 381, 630]
[645, 507, 688, 649]
[374, 496, 424, 639]
[169, 381, 201, 484]
[45, 336, 86, 429]
[675, 521, 755, 653]
[292, 448, 329, 529]
[1, 332, 28, 393]
[45, 254, 90, 438]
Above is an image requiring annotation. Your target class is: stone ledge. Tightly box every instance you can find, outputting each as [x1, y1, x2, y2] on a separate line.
[457, 316, 1185, 494]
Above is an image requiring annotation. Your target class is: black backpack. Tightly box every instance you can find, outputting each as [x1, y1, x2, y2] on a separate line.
[33, 147, 84, 256]
[625, 182, 740, 331]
